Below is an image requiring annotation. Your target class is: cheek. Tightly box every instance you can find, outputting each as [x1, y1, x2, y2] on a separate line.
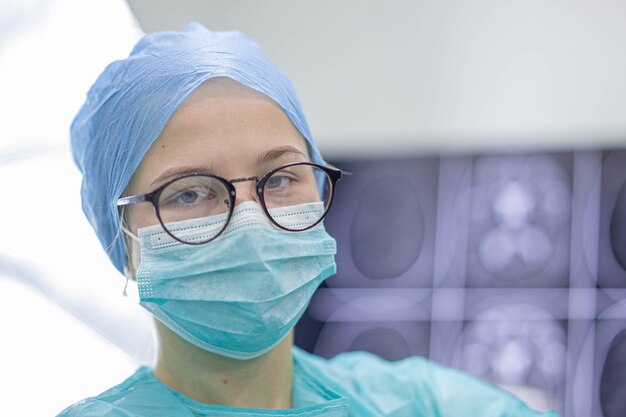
[126, 204, 160, 233]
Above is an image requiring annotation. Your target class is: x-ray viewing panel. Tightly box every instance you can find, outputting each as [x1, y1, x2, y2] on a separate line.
[298, 288, 432, 360]
[429, 157, 474, 287]
[598, 327, 626, 417]
[567, 291, 626, 417]
[446, 290, 569, 414]
[466, 154, 572, 288]
[293, 149, 626, 417]
[598, 151, 626, 288]
[324, 158, 439, 288]
[584, 296, 626, 417]
[312, 320, 431, 361]
[306, 288, 431, 323]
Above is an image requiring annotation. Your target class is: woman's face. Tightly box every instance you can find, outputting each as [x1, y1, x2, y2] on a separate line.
[124, 78, 311, 240]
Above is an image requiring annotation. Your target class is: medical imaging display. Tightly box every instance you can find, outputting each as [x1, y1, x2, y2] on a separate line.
[295, 149, 626, 417]
[467, 154, 572, 288]
[323, 158, 438, 288]
[599, 328, 626, 417]
[599, 151, 626, 287]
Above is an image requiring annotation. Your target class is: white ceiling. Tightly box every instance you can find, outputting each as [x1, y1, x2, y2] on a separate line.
[127, 0, 626, 157]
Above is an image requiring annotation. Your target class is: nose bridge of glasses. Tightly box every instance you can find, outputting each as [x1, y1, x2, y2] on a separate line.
[230, 176, 261, 205]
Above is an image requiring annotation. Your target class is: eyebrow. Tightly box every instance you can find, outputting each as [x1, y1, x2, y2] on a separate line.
[150, 165, 215, 187]
[257, 145, 307, 165]
[149, 146, 307, 187]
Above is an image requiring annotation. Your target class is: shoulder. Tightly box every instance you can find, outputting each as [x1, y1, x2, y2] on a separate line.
[293, 347, 560, 417]
[56, 367, 193, 417]
[56, 399, 129, 417]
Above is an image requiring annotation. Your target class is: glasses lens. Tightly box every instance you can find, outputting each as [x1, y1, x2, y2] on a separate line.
[263, 164, 332, 231]
[157, 175, 231, 243]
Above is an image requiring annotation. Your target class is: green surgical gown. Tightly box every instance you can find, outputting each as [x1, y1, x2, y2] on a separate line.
[57, 347, 560, 417]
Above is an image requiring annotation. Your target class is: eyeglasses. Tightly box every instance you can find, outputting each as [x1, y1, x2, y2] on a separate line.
[117, 162, 342, 245]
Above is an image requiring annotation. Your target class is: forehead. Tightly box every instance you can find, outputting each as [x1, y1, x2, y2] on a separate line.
[180, 77, 275, 107]
[129, 78, 310, 190]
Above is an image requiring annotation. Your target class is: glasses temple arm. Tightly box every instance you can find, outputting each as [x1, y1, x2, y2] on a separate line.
[117, 194, 150, 206]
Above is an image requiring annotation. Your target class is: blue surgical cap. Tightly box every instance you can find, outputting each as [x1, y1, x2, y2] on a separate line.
[71, 22, 324, 275]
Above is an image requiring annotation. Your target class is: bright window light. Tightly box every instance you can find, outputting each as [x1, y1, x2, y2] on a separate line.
[0, 1, 154, 415]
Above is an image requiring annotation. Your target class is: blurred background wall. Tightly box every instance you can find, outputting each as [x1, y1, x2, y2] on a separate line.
[1, 1, 625, 416]
[128, 0, 626, 157]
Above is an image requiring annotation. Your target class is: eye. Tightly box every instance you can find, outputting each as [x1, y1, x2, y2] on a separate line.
[161, 186, 216, 208]
[266, 175, 291, 190]
[177, 189, 210, 204]
[175, 187, 214, 204]
[156, 176, 230, 224]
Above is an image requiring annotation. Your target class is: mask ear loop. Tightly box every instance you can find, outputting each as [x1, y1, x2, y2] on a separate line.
[122, 273, 130, 297]
[120, 222, 140, 297]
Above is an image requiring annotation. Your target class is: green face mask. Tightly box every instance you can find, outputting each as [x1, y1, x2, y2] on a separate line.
[130, 201, 337, 360]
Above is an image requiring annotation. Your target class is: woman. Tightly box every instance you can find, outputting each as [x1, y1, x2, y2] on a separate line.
[59, 23, 560, 417]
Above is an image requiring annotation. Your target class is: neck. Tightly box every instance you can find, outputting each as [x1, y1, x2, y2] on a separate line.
[152, 320, 295, 409]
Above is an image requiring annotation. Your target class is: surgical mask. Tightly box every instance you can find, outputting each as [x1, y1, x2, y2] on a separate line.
[127, 201, 337, 360]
